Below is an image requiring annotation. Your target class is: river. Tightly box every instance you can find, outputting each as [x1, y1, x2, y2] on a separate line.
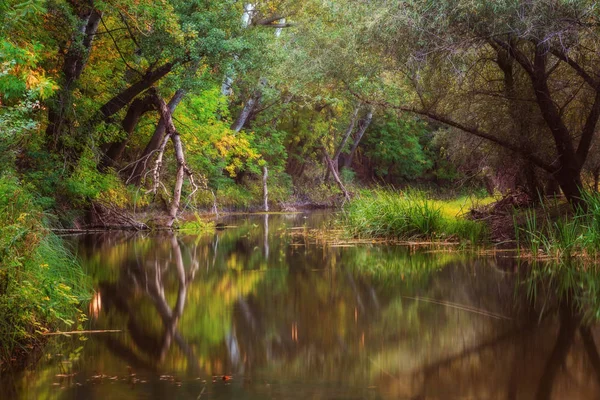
[2, 212, 599, 399]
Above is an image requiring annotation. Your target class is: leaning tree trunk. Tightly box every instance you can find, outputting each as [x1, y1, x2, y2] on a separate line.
[127, 88, 186, 184]
[98, 61, 175, 120]
[344, 109, 373, 169]
[325, 106, 360, 181]
[100, 95, 155, 170]
[149, 90, 198, 227]
[231, 90, 261, 132]
[321, 146, 351, 202]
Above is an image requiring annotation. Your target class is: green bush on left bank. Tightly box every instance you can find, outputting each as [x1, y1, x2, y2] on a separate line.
[0, 175, 90, 365]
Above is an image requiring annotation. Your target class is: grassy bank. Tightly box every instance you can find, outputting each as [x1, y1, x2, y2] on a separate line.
[516, 192, 600, 262]
[342, 189, 492, 243]
[0, 175, 90, 368]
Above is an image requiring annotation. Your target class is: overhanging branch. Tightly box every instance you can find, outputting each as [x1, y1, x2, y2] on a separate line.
[347, 88, 555, 173]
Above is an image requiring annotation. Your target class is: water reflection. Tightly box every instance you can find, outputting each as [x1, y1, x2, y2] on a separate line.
[3, 212, 600, 399]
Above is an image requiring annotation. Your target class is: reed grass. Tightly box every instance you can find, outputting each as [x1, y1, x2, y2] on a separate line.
[342, 189, 488, 243]
[517, 191, 600, 261]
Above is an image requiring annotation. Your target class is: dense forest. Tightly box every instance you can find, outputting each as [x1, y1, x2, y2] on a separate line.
[4, 0, 600, 374]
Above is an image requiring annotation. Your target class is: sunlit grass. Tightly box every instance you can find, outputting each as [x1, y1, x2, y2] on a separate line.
[341, 189, 491, 243]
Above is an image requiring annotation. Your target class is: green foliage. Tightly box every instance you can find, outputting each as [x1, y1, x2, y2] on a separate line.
[178, 213, 215, 233]
[363, 117, 433, 181]
[342, 189, 488, 242]
[64, 150, 130, 207]
[0, 174, 90, 362]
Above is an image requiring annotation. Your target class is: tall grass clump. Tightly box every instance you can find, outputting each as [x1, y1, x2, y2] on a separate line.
[342, 189, 487, 242]
[0, 175, 90, 366]
[517, 191, 600, 261]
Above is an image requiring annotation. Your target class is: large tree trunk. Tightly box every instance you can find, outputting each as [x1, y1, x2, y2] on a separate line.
[46, 4, 102, 152]
[98, 62, 175, 120]
[530, 49, 585, 206]
[126, 89, 186, 185]
[554, 165, 585, 208]
[100, 95, 156, 170]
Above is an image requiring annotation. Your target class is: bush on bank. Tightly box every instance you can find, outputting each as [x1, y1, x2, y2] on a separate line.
[0, 175, 89, 366]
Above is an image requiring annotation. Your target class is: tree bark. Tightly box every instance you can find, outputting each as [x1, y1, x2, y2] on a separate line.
[98, 61, 175, 120]
[46, 5, 102, 151]
[321, 146, 351, 202]
[331, 106, 360, 173]
[149, 90, 196, 227]
[344, 109, 373, 169]
[231, 91, 261, 132]
[100, 95, 156, 170]
[262, 165, 269, 212]
[324, 106, 360, 181]
[127, 89, 186, 185]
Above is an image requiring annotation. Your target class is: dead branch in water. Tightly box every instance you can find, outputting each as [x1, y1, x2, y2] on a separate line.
[42, 330, 122, 336]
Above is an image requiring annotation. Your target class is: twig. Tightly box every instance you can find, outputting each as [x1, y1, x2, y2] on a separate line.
[42, 330, 122, 336]
[402, 295, 512, 320]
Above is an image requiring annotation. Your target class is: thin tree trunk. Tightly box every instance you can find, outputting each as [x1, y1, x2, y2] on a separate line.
[344, 109, 373, 169]
[262, 165, 269, 212]
[327, 106, 360, 179]
[321, 146, 351, 202]
[169, 133, 187, 225]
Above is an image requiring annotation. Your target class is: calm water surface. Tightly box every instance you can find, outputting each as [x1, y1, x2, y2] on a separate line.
[2, 212, 600, 399]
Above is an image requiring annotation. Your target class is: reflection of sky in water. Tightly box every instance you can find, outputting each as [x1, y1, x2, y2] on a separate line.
[3, 212, 600, 399]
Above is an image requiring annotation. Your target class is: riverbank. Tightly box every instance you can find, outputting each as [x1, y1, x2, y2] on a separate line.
[0, 176, 90, 370]
[340, 188, 600, 262]
[4, 212, 600, 400]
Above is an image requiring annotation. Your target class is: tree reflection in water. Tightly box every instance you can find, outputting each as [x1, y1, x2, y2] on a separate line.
[3, 213, 600, 399]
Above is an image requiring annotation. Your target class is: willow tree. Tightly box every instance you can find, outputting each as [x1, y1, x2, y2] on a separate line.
[354, 0, 600, 206]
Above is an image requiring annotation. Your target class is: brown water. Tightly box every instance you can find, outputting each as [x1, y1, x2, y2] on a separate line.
[2, 212, 600, 399]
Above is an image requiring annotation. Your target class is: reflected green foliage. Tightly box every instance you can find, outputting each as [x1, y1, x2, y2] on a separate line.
[3, 213, 600, 399]
[521, 259, 600, 322]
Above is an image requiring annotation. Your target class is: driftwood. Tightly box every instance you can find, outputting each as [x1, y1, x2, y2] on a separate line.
[88, 201, 148, 230]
